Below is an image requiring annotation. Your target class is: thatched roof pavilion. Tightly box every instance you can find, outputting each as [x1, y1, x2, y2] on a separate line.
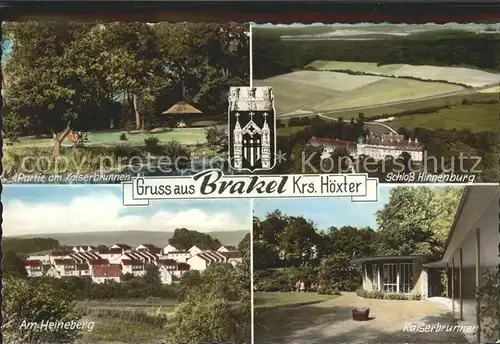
[162, 101, 202, 116]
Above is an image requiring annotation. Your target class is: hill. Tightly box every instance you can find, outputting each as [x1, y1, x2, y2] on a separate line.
[8, 230, 248, 248]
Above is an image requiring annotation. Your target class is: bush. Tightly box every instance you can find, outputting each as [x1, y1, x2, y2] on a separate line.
[119, 132, 128, 140]
[167, 290, 250, 344]
[317, 285, 340, 295]
[318, 254, 361, 292]
[477, 267, 500, 339]
[356, 289, 385, 299]
[356, 288, 419, 300]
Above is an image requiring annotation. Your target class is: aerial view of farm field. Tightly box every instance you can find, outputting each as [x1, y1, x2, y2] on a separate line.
[253, 23, 500, 182]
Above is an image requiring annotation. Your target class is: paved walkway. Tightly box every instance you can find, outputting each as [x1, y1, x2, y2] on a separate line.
[255, 292, 470, 344]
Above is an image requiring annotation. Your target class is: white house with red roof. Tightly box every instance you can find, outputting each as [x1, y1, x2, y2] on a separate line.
[48, 249, 73, 264]
[174, 262, 191, 278]
[136, 244, 162, 254]
[122, 251, 158, 264]
[158, 266, 180, 284]
[165, 250, 191, 263]
[25, 242, 197, 282]
[27, 254, 51, 264]
[220, 251, 243, 266]
[71, 246, 96, 253]
[188, 245, 213, 256]
[163, 244, 185, 254]
[187, 251, 227, 271]
[121, 259, 146, 276]
[110, 244, 133, 251]
[24, 260, 45, 277]
[69, 251, 102, 263]
[53, 259, 92, 277]
[45, 265, 62, 278]
[97, 247, 125, 261]
[91, 265, 122, 283]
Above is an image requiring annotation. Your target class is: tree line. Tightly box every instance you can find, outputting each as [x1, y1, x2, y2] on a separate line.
[254, 186, 463, 293]
[253, 29, 500, 79]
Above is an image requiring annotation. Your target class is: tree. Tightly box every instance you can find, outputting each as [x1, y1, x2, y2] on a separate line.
[375, 186, 464, 256]
[178, 270, 203, 301]
[2, 251, 28, 279]
[319, 226, 377, 260]
[143, 263, 162, 296]
[153, 23, 249, 115]
[99, 23, 167, 130]
[168, 228, 222, 250]
[3, 277, 82, 343]
[278, 216, 320, 267]
[318, 253, 361, 292]
[167, 290, 250, 344]
[206, 125, 228, 152]
[3, 23, 112, 155]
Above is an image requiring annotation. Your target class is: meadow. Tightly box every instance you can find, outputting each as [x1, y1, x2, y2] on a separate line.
[256, 61, 498, 133]
[77, 299, 177, 343]
[5, 128, 207, 149]
[307, 60, 500, 87]
[255, 70, 465, 115]
[254, 292, 335, 310]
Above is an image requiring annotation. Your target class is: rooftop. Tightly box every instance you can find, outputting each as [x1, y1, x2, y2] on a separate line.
[162, 101, 202, 115]
[350, 255, 426, 265]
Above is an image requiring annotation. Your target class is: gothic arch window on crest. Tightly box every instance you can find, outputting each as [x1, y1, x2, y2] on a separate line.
[232, 112, 271, 170]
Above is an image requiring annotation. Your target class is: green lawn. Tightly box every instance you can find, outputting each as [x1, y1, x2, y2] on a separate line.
[277, 126, 305, 136]
[387, 103, 499, 132]
[276, 96, 497, 134]
[254, 75, 343, 114]
[77, 299, 177, 343]
[7, 129, 207, 149]
[254, 292, 336, 310]
[308, 60, 404, 75]
[255, 70, 464, 115]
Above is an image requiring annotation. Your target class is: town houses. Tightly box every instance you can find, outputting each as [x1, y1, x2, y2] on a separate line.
[23, 243, 243, 284]
[310, 132, 424, 163]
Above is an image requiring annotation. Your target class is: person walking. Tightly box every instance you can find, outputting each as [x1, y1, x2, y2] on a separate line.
[300, 280, 305, 292]
[295, 279, 301, 292]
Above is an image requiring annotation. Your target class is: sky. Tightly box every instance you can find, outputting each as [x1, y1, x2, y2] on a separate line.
[2, 186, 252, 236]
[254, 185, 393, 231]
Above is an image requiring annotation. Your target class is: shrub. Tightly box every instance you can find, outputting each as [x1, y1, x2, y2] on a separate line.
[317, 285, 340, 295]
[477, 267, 500, 340]
[318, 254, 361, 292]
[167, 290, 250, 344]
[383, 293, 409, 300]
[144, 136, 160, 150]
[119, 132, 128, 140]
[356, 288, 418, 300]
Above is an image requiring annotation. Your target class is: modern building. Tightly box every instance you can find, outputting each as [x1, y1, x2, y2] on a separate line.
[351, 186, 499, 343]
[423, 186, 499, 343]
[351, 255, 431, 297]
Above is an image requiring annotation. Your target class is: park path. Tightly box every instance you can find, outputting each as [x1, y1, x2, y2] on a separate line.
[255, 292, 471, 344]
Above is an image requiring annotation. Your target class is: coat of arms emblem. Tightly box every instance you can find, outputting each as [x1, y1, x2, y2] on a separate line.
[228, 87, 276, 172]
